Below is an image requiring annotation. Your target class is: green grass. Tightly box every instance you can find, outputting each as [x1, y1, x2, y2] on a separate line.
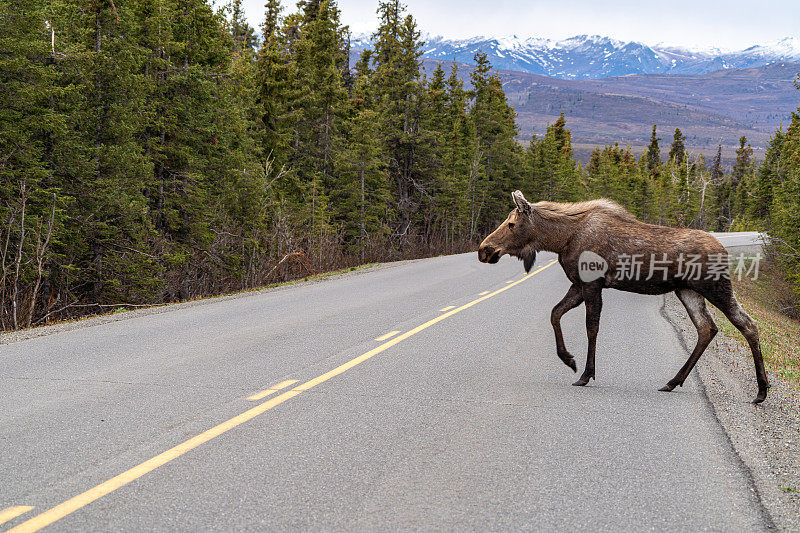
[711, 262, 800, 389]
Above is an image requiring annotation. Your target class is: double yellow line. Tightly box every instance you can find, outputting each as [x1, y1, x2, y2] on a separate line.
[7, 260, 557, 532]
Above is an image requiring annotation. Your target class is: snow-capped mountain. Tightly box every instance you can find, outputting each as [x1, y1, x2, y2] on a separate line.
[350, 34, 800, 79]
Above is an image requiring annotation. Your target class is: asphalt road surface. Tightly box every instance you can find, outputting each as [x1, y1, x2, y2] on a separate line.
[1, 239, 771, 531]
[711, 231, 766, 253]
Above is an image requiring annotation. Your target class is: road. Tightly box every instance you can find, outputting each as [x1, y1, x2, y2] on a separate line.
[711, 231, 766, 255]
[1, 242, 770, 530]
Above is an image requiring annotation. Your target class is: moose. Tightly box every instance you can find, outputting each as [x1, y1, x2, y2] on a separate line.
[478, 190, 769, 404]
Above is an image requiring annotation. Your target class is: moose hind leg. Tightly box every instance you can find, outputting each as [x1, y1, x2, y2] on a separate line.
[551, 284, 583, 373]
[660, 289, 717, 393]
[710, 291, 770, 404]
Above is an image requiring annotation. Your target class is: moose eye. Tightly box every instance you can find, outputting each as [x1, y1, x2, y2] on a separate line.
[508, 222, 516, 229]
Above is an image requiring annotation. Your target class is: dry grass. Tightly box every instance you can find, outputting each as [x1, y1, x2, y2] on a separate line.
[0, 262, 382, 339]
[711, 261, 800, 389]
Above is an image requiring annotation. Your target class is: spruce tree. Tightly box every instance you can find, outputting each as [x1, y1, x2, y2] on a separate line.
[335, 66, 389, 260]
[730, 135, 754, 218]
[0, 0, 67, 328]
[646, 124, 662, 178]
[750, 128, 785, 222]
[371, 1, 427, 246]
[524, 113, 580, 204]
[469, 52, 522, 229]
[668, 127, 686, 165]
[442, 63, 476, 242]
[228, 0, 258, 55]
[78, 0, 159, 303]
[710, 144, 723, 184]
[254, 0, 295, 171]
[772, 102, 800, 295]
[418, 63, 448, 241]
[293, 0, 348, 186]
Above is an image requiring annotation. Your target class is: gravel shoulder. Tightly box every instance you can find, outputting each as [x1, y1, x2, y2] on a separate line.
[664, 293, 800, 531]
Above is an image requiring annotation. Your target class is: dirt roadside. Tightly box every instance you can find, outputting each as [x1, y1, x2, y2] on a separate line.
[0, 260, 402, 346]
[664, 293, 800, 531]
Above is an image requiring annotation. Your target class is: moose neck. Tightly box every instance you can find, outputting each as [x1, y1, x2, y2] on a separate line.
[528, 206, 583, 254]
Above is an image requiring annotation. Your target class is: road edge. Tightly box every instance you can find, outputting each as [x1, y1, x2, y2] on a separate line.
[0, 257, 431, 346]
[663, 293, 800, 532]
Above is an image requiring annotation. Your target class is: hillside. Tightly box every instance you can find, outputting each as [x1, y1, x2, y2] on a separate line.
[416, 59, 800, 162]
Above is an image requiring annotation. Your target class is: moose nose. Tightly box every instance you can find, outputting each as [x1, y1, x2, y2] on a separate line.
[478, 245, 495, 263]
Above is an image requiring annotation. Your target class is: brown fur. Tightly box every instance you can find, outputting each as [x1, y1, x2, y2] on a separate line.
[478, 191, 769, 404]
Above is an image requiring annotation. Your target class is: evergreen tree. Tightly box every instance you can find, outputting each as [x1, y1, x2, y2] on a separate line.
[442, 63, 476, 242]
[77, 0, 159, 303]
[371, 1, 427, 246]
[730, 135, 754, 218]
[710, 144, 723, 184]
[228, 0, 258, 55]
[524, 113, 581, 204]
[769, 91, 800, 296]
[669, 129, 691, 226]
[419, 63, 449, 241]
[469, 52, 522, 230]
[731, 135, 754, 185]
[0, 0, 67, 328]
[646, 124, 662, 178]
[668, 127, 686, 165]
[139, 0, 258, 298]
[254, 0, 295, 171]
[293, 0, 348, 187]
[334, 60, 389, 260]
[750, 128, 784, 221]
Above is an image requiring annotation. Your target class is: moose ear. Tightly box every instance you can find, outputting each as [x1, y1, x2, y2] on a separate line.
[512, 190, 531, 214]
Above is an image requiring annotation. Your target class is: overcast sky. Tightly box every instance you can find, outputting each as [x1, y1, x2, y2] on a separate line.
[237, 0, 799, 50]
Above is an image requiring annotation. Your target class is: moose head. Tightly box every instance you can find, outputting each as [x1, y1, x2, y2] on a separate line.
[478, 190, 537, 272]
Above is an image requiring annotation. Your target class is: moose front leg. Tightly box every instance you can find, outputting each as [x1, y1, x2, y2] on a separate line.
[574, 284, 603, 386]
[550, 284, 583, 372]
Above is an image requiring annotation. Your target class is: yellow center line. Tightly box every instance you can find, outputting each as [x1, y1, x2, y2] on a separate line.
[293, 260, 556, 393]
[505, 280, 514, 284]
[246, 379, 299, 401]
[374, 330, 400, 342]
[439, 306, 456, 312]
[9, 259, 557, 533]
[0, 507, 34, 526]
[478, 290, 490, 296]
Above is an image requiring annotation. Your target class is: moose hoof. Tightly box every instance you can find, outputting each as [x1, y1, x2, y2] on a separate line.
[572, 375, 592, 386]
[752, 392, 768, 404]
[559, 354, 577, 372]
[658, 385, 675, 392]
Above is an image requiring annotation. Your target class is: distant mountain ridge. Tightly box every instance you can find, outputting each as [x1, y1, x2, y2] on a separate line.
[351, 33, 800, 79]
[416, 59, 800, 163]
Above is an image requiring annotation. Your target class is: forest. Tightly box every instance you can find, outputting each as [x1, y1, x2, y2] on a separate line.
[2, 0, 799, 330]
